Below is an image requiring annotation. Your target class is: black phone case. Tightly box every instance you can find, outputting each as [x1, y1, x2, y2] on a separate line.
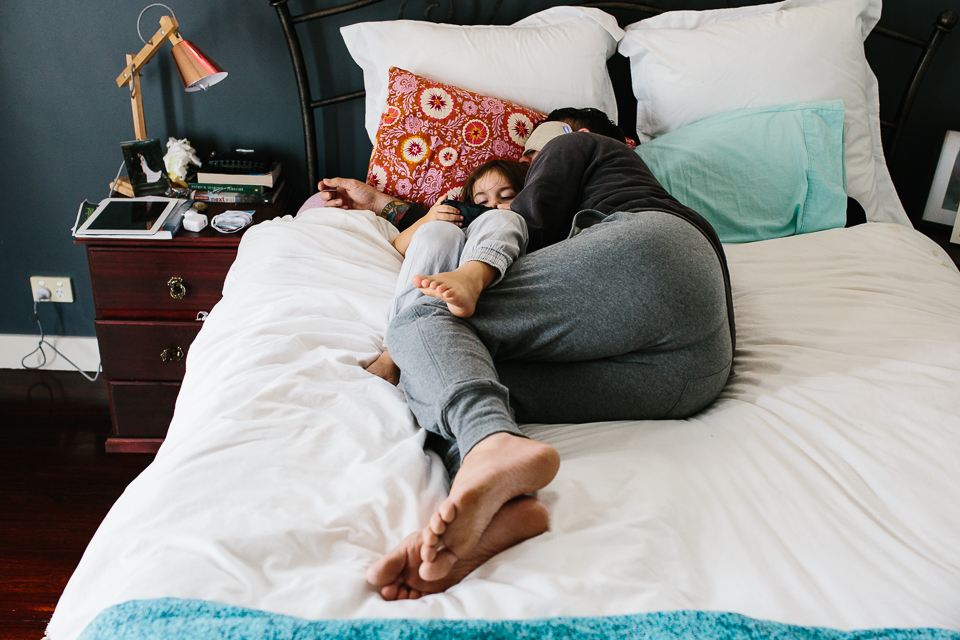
[442, 199, 495, 227]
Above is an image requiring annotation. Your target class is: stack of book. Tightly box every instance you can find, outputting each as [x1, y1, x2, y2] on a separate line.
[187, 161, 284, 204]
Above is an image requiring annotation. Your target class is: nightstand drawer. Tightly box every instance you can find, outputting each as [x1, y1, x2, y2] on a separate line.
[88, 248, 236, 319]
[96, 320, 203, 381]
[108, 381, 180, 438]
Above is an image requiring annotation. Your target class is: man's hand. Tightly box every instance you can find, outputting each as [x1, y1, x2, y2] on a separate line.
[318, 177, 395, 213]
[424, 202, 464, 227]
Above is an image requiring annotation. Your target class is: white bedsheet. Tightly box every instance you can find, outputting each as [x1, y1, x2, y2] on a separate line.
[47, 210, 960, 640]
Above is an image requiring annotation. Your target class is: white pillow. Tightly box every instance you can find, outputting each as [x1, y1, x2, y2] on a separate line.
[341, 7, 624, 145]
[618, 0, 909, 226]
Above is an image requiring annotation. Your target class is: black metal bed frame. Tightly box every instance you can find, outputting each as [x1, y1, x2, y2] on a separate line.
[270, 0, 956, 198]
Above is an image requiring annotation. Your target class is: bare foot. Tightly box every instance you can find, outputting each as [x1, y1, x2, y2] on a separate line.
[413, 261, 497, 318]
[367, 496, 549, 600]
[418, 433, 560, 582]
[365, 348, 400, 385]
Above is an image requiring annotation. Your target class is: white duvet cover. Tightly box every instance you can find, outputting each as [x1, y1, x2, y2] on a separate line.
[47, 210, 960, 640]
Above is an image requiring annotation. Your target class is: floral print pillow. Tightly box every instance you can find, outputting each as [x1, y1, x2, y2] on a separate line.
[367, 68, 544, 206]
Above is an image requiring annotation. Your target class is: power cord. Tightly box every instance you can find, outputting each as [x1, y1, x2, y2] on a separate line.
[108, 161, 125, 198]
[21, 287, 102, 382]
[39, 172, 120, 378]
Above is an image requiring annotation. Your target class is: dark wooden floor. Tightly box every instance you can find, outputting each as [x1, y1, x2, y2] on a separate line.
[0, 370, 153, 640]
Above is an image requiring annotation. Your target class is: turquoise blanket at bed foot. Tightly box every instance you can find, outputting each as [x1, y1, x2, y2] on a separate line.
[74, 598, 960, 640]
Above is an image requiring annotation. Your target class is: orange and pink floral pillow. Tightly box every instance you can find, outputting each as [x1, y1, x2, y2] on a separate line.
[367, 68, 544, 206]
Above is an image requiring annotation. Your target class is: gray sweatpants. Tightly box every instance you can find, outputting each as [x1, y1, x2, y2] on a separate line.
[386, 210, 529, 327]
[387, 211, 733, 473]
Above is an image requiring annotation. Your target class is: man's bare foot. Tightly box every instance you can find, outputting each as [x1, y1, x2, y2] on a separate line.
[413, 261, 497, 318]
[367, 496, 549, 600]
[418, 433, 560, 582]
[365, 348, 400, 385]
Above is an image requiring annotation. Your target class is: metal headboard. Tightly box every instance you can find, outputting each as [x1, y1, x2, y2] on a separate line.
[270, 0, 957, 197]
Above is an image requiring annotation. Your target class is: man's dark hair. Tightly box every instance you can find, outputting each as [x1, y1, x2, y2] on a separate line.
[545, 107, 627, 144]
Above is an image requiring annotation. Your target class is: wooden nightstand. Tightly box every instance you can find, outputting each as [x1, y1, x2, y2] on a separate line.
[75, 192, 290, 453]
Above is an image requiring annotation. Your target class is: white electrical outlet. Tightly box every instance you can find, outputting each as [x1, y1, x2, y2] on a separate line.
[30, 276, 74, 303]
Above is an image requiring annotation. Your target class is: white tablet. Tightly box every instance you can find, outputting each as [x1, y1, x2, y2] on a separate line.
[77, 197, 178, 236]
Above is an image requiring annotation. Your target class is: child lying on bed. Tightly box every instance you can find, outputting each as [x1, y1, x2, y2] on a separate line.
[345, 160, 530, 385]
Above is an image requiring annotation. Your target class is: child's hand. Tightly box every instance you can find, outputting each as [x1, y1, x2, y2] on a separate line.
[425, 202, 464, 227]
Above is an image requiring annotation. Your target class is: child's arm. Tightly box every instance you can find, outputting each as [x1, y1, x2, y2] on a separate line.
[392, 201, 463, 256]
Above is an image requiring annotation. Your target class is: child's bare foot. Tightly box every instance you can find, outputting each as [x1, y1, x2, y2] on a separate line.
[418, 432, 560, 582]
[365, 348, 401, 385]
[366, 496, 549, 600]
[413, 261, 497, 318]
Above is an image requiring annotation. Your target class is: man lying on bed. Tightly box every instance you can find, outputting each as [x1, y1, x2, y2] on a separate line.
[319, 108, 735, 600]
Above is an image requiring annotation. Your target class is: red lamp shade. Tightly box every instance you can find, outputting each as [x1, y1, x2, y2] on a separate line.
[171, 40, 227, 92]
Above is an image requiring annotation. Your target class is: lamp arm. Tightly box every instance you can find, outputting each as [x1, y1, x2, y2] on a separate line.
[115, 15, 182, 87]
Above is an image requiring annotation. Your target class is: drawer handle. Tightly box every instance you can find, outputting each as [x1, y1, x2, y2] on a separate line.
[161, 347, 185, 362]
[168, 276, 187, 299]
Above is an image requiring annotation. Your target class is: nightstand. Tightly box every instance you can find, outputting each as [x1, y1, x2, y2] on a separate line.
[75, 192, 290, 453]
[915, 220, 960, 268]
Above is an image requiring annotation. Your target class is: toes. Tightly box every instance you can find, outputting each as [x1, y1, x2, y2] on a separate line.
[380, 580, 400, 601]
[421, 526, 440, 563]
[415, 276, 435, 290]
[439, 500, 458, 524]
[409, 589, 422, 600]
[419, 548, 459, 582]
[366, 547, 407, 587]
[397, 585, 409, 600]
[421, 540, 438, 563]
[429, 512, 447, 536]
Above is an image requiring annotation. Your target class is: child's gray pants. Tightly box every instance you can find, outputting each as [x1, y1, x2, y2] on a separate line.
[387, 210, 529, 326]
[386, 210, 734, 473]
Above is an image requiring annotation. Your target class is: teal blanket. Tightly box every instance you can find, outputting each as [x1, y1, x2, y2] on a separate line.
[78, 599, 959, 640]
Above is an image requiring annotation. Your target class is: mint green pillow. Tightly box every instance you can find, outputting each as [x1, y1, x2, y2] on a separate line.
[636, 101, 847, 243]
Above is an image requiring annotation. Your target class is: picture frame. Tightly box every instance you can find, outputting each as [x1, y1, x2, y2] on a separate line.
[121, 138, 171, 197]
[922, 130, 960, 227]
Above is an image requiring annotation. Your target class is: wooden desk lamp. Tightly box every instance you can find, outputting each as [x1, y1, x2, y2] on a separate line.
[111, 5, 227, 195]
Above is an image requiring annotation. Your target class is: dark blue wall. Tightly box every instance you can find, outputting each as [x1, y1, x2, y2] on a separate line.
[1, 0, 958, 338]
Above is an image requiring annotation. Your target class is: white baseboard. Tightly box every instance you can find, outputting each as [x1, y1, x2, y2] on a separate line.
[0, 333, 101, 372]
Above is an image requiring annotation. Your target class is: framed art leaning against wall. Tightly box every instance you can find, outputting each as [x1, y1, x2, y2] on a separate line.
[922, 130, 960, 227]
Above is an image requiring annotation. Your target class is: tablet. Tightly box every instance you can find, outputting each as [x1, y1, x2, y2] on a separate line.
[77, 197, 178, 235]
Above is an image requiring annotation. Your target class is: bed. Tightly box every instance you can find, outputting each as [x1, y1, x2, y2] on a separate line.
[47, 1, 960, 639]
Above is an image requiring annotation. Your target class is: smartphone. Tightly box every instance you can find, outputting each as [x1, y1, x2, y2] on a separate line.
[442, 199, 495, 227]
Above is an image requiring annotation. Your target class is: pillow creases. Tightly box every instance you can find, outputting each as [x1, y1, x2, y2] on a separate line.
[636, 101, 848, 244]
[341, 7, 623, 145]
[618, 0, 907, 227]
